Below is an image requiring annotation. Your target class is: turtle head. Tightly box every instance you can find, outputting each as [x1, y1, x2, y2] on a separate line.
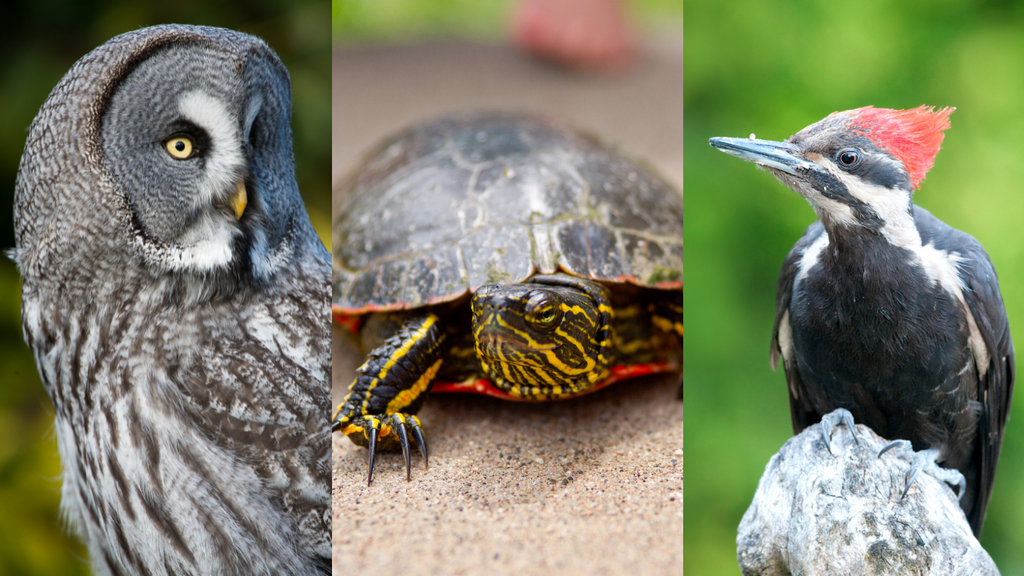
[471, 274, 614, 399]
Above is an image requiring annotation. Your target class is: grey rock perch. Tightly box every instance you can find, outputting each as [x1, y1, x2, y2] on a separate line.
[737, 422, 999, 576]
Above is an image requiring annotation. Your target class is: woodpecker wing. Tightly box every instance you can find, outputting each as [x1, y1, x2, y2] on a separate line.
[915, 206, 1015, 534]
[770, 220, 828, 432]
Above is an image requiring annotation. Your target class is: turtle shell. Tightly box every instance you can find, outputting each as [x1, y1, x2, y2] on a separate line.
[333, 112, 683, 313]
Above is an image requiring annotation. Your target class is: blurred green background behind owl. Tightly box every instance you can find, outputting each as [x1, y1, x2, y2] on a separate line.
[687, 0, 1024, 572]
[0, 1, 329, 574]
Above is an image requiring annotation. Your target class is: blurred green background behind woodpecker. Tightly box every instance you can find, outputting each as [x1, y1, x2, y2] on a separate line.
[686, 0, 1024, 572]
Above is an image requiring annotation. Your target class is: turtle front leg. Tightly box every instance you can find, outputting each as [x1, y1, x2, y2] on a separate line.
[333, 313, 448, 484]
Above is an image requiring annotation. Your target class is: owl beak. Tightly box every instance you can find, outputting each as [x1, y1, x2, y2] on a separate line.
[230, 179, 247, 220]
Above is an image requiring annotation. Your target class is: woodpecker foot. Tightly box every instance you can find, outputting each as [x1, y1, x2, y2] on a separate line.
[819, 408, 860, 455]
[879, 440, 965, 501]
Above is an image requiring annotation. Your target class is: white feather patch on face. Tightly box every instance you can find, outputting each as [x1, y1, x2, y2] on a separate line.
[162, 91, 249, 273]
[831, 169, 918, 248]
[177, 90, 244, 208]
[160, 212, 236, 271]
[776, 162, 857, 228]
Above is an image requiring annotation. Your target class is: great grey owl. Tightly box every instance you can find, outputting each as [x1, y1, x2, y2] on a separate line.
[12, 25, 330, 575]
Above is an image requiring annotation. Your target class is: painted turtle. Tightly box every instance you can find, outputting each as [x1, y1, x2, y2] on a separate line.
[333, 113, 683, 483]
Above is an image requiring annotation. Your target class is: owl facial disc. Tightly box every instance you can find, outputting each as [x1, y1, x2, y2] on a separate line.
[97, 41, 288, 278]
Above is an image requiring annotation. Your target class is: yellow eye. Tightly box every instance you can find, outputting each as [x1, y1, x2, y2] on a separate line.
[525, 292, 563, 333]
[165, 135, 194, 159]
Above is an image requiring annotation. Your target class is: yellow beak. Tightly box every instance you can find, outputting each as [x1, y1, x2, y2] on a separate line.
[230, 180, 247, 220]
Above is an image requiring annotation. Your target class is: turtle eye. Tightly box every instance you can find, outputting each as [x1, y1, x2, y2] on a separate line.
[525, 292, 563, 333]
[836, 148, 861, 169]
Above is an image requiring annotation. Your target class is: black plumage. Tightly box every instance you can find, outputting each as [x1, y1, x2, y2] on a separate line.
[772, 206, 1013, 534]
[712, 106, 1014, 535]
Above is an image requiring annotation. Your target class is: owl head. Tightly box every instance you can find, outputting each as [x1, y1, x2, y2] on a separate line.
[14, 25, 322, 304]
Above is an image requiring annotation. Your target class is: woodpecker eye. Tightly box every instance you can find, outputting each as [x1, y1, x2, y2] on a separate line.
[837, 149, 861, 168]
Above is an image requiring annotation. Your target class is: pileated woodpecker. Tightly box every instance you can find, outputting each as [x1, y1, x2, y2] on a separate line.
[710, 106, 1014, 536]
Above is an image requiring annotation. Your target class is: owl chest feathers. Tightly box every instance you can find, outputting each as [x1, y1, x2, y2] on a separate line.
[22, 272, 331, 573]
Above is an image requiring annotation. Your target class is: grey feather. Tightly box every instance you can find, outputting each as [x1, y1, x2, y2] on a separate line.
[14, 25, 330, 576]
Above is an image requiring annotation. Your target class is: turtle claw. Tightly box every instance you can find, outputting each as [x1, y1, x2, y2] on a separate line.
[410, 417, 429, 469]
[341, 412, 429, 485]
[391, 414, 413, 481]
[367, 422, 379, 486]
[381, 413, 428, 482]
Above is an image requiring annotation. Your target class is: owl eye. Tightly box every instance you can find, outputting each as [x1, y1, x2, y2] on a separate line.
[165, 135, 195, 160]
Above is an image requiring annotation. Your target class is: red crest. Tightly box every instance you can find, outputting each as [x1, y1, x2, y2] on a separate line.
[836, 105, 953, 190]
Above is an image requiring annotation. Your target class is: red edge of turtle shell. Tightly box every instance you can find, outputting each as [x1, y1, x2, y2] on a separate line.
[332, 288, 472, 332]
[430, 360, 679, 400]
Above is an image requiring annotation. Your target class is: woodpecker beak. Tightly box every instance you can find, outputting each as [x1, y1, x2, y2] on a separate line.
[709, 137, 819, 176]
[229, 179, 247, 220]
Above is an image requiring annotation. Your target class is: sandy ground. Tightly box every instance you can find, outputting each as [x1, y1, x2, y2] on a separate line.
[332, 37, 682, 576]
